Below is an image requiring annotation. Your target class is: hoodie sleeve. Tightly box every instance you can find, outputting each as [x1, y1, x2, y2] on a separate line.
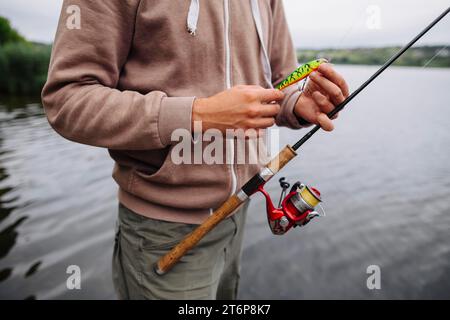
[41, 0, 194, 150]
[268, 0, 307, 129]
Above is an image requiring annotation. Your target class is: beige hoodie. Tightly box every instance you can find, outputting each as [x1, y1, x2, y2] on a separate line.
[42, 0, 305, 224]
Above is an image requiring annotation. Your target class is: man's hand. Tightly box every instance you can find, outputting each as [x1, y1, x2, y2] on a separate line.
[294, 63, 349, 131]
[192, 85, 284, 134]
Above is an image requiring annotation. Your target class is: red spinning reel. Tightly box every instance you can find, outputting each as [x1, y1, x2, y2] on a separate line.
[257, 177, 323, 235]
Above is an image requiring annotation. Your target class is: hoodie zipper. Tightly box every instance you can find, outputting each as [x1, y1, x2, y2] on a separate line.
[223, 0, 237, 197]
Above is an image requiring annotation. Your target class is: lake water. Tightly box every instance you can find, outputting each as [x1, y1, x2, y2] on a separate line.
[0, 65, 449, 299]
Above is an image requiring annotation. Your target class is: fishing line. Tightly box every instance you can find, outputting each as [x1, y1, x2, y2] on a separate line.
[292, 6, 450, 151]
[422, 44, 450, 68]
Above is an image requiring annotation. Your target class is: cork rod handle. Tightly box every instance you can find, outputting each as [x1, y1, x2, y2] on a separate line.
[155, 194, 243, 275]
[155, 145, 297, 275]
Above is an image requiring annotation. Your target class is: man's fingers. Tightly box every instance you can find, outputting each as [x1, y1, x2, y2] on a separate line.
[317, 63, 350, 97]
[247, 117, 276, 129]
[243, 128, 267, 138]
[309, 71, 345, 105]
[317, 113, 334, 132]
[259, 103, 280, 117]
[257, 89, 285, 103]
[246, 103, 280, 118]
[312, 91, 334, 114]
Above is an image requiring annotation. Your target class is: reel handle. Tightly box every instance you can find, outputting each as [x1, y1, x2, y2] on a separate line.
[278, 177, 290, 207]
[279, 177, 290, 190]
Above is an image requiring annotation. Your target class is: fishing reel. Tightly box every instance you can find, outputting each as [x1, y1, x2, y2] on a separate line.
[257, 177, 324, 235]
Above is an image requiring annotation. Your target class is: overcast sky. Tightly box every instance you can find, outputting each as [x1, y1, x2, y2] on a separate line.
[0, 0, 448, 48]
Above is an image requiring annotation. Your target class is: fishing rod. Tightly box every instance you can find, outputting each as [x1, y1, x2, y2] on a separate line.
[155, 7, 450, 275]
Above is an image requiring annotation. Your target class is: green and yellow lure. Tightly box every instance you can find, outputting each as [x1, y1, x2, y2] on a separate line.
[276, 58, 328, 90]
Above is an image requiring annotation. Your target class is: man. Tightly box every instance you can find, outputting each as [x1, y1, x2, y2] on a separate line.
[42, 0, 349, 299]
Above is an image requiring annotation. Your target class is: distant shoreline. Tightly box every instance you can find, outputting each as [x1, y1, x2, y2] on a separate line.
[297, 45, 450, 68]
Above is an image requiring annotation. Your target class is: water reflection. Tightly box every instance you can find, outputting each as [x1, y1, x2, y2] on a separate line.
[0, 103, 33, 294]
[0, 267, 12, 282]
[0, 95, 117, 299]
[24, 262, 41, 278]
[0, 216, 28, 260]
[0, 140, 18, 253]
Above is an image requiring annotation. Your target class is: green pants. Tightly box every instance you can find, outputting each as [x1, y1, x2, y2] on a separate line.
[112, 202, 248, 300]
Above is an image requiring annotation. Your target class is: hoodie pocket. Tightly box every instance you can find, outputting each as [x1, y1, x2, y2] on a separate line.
[132, 146, 175, 183]
[130, 144, 231, 210]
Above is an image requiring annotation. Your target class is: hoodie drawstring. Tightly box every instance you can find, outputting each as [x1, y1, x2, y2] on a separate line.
[187, 0, 272, 88]
[187, 0, 200, 35]
[250, 0, 273, 88]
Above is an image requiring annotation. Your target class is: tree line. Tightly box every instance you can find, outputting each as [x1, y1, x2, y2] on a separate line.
[0, 16, 51, 96]
[298, 46, 450, 68]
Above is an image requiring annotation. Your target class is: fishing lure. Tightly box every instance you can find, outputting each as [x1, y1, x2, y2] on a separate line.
[276, 58, 328, 90]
